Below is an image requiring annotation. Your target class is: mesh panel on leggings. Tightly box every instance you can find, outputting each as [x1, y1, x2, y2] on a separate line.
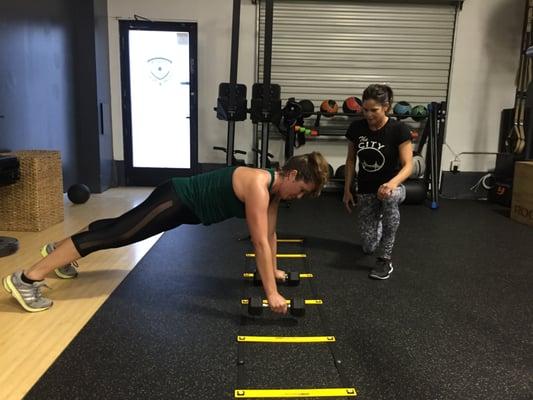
[71, 181, 200, 257]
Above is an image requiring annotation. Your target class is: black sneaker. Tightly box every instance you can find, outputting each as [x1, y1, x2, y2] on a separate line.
[362, 249, 374, 256]
[369, 258, 393, 280]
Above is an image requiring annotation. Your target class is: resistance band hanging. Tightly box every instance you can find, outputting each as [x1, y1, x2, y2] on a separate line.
[420, 101, 447, 209]
[423, 103, 435, 207]
[436, 101, 447, 202]
[428, 102, 440, 209]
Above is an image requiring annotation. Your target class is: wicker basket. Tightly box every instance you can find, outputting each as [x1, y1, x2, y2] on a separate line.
[0, 150, 64, 231]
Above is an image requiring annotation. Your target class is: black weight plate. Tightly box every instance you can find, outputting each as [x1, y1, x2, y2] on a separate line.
[0, 236, 19, 257]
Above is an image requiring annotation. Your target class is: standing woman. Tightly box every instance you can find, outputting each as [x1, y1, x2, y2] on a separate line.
[342, 84, 413, 279]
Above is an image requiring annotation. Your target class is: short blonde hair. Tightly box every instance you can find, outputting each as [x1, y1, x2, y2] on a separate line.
[281, 152, 329, 196]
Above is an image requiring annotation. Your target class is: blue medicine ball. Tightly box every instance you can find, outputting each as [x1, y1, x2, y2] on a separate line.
[393, 101, 412, 119]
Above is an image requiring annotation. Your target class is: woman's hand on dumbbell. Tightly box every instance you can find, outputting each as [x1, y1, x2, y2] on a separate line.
[274, 268, 287, 281]
[266, 292, 288, 314]
[251, 270, 301, 286]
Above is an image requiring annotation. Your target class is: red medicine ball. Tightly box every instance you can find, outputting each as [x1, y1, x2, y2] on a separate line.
[342, 96, 362, 114]
[320, 99, 338, 117]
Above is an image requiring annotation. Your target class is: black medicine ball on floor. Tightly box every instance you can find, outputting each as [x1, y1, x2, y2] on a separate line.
[327, 164, 334, 179]
[67, 183, 91, 204]
[404, 179, 426, 205]
[335, 164, 346, 180]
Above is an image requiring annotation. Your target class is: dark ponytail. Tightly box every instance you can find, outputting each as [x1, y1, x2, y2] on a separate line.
[362, 84, 394, 107]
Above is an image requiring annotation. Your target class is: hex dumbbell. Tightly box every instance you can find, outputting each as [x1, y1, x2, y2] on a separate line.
[246, 296, 306, 317]
[248, 271, 306, 286]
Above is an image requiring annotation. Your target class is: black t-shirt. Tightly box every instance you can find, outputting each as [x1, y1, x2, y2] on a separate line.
[345, 118, 411, 194]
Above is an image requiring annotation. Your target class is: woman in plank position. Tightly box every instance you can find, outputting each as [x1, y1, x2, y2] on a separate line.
[3, 152, 329, 314]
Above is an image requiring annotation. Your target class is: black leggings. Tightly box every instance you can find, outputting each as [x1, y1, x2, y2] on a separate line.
[71, 181, 200, 257]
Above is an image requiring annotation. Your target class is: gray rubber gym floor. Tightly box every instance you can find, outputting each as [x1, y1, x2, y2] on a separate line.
[25, 194, 533, 400]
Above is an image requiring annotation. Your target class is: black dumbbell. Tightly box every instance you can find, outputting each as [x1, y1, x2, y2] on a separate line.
[247, 296, 305, 317]
[286, 271, 300, 286]
[252, 271, 300, 286]
[253, 271, 262, 286]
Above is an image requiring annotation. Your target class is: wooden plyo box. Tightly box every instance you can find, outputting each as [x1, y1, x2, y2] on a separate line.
[511, 161, 533, 227]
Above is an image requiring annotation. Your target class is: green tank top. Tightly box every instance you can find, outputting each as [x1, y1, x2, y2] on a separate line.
[171, 167, 275, 225]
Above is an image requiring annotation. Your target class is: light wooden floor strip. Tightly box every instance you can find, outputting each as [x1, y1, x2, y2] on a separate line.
[0, 187, 158, 400]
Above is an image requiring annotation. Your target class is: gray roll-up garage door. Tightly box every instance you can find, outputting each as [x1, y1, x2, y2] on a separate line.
[257, 0, 459, 107]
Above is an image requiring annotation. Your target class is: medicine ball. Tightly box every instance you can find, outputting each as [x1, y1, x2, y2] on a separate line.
[335, 164, 346, 180]
[410, 155, 426, 179]
[411, 105, 428, 122]
[328, 164, 334, 180]
[67, 183, 91, 204]
[393, 101, 411, 119]
[404, 179, 426, 205]
[282, 99, 302, 121]
[298, 99, 315, 118]
[320, 99, 338, 117]
[342, 97, 362, 114]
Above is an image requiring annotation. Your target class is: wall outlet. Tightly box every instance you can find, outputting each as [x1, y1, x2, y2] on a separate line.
[450, 160, 460, 173]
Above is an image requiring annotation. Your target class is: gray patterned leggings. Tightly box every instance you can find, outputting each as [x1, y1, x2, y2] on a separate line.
[356, 185, 406, 260]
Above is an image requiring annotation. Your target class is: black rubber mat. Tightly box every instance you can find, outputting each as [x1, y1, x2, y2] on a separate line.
[26, 195, 533, 400]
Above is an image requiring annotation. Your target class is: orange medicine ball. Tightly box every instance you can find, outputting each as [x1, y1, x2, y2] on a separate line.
[320, 99, 338, 117]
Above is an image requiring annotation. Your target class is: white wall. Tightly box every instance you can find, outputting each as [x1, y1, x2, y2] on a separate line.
[107, 0, 524, 172]
[445, 0, 523, 172]
[107, 0, 257, 164]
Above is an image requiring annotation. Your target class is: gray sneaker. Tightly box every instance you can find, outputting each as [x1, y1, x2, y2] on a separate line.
[3, 271, 53, 312]
[369, 258, 394, 280]
[41, 243, 79, 279]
